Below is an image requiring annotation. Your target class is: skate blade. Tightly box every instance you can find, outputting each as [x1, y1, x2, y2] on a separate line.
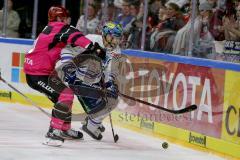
[42, 138, 63, 147]
[61, 136, 84, 140]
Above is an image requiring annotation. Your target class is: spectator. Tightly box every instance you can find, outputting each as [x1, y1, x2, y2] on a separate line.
[158, 5, 168, 21]
[220, 1, 240, 61]
[76, 3, 100, 34]
[209, 6, 225, 41]
[106, 2, 118, 21]
[149, 0, 163, 15]
[199, 2, 214, 40]
[129, 1, 140, 17]
[114, 0, 124, 9]
[124, 1, 140, 33]
[0, 0, 20, 38]
[166, 0, 189, 9]
[223, 4, 240, 41]
[96, 1, 118, 35]
[114, 0, 134, 31]
[150, 6, 168, 50]
[150, 2, 185, 53]
[173, 3, 202, 55]
[98, 1, 118, 25]
[126, 2, 144, 49]
[126, 1, 158, 49]
[164, 2, 185, 29]
[192, 2, 216, 58]
[207, 0, 217, 9]
[112, 0, 123, 17]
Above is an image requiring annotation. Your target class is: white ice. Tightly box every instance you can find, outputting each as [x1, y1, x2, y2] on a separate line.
[0, 102, 225, 160]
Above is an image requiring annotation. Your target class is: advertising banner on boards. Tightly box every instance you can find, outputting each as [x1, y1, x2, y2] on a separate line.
[221, 70, 240, 145]
[117, 56, 224, 138]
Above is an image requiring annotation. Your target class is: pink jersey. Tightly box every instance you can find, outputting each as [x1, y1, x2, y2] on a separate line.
[24, 21, 91, 75]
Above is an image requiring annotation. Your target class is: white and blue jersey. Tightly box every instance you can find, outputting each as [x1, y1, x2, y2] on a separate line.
[59, 34, 123, 84]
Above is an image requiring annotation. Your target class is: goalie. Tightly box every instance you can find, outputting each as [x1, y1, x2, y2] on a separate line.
[55, 22, 124, 141]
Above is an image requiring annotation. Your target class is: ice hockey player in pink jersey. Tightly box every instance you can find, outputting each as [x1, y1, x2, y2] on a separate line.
[23, 6, 106, 146]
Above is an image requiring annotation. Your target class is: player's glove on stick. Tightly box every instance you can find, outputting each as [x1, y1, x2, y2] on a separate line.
[105, 81, 118, 99]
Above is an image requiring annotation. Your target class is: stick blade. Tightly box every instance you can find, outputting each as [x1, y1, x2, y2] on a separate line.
[175, 105, 197, 114]
[114, 134, 119, 143]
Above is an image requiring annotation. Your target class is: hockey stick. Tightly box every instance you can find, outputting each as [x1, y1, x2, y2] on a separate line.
[0, 75, 50, 117]
[109, 113, 119, 143]
[101, 79, 119, 143]
[119, 93, 197, 114]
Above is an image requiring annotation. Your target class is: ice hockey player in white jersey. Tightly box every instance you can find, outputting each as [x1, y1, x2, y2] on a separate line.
[57, 21, 124, 141]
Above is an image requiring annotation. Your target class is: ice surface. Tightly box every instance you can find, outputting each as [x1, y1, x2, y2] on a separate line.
[0, 102, 225, 160]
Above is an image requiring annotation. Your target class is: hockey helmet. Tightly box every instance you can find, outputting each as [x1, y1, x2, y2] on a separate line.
[102, 22, 123, 38]
[48, 6, 69, 22]
[102, 22, 123, 49]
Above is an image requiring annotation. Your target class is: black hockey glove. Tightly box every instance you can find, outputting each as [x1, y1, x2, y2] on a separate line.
[86, 42, 106, 60]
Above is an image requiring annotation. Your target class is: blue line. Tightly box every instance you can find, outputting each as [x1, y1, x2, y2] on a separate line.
[0, 37, 34, 45]
[122, 49, 240, 72]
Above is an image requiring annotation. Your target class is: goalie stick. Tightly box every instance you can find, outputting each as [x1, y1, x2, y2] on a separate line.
[119, 93, 197, 114]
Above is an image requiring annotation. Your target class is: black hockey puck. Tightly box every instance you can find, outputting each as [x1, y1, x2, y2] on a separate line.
[162, 142, 168, 149]
[114, 134, 119, 142]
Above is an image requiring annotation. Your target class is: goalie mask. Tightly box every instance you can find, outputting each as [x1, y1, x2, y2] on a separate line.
[102, 22, 123, 50]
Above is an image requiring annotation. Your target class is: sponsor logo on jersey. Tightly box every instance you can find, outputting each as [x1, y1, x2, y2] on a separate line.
[24, 58, 33, 65]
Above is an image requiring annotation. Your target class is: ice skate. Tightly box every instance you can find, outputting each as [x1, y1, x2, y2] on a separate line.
[61, 128, 83, 140]
[82, 117, 105, 132]
[43, 128, 64, 147]
[98, 123, 105, 132]
[82, 117, 103, 140]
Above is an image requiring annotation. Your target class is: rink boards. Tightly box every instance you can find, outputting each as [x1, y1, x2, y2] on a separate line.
[0, 38, 240, 159]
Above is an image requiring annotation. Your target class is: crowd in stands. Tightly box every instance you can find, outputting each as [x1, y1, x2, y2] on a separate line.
[75, 0, 240, 62]
[1, 0, 240, 62]
[0, 0, 20, 38]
